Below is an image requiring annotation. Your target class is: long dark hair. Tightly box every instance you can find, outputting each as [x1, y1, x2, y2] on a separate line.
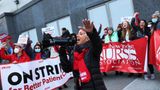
[139, 19, 148, 29]
[34, 43, 42, 53]
[121, 21, 132, 39]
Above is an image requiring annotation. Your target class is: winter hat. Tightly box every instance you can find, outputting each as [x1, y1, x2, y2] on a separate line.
[152, 11, 160, 18]
[154, 11, 160, 17]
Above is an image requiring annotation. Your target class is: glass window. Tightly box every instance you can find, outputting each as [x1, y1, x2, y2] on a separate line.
[109, 0, 134, 29]
[46, 21, 59, 37]
[87, 0, 134, 31]
[28, 29, 38, 47]
[88, 5, 109, 37]
[58, 16, 73, 35]
[20, 31, 29, 36]
[46, 16, 72, 37]
[21, 28, 38, 48]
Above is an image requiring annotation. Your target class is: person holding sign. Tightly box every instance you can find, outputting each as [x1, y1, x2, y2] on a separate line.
[58, 19, 107, 90]
[0, 42, 30, 63]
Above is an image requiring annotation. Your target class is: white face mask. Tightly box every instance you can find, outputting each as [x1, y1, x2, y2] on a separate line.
[14, 48, 19, 54]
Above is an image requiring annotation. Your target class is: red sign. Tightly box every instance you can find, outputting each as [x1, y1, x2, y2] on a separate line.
[149, 30, 160, 71]
[0, 33, 11, 42]
[100, 38, 148, 73]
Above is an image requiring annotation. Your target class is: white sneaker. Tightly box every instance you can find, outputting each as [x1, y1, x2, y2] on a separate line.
[144, 74, 149, 80]
[150, 74, 155, 80]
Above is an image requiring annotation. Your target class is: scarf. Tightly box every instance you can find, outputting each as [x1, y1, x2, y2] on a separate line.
[74, 48, 91, 83]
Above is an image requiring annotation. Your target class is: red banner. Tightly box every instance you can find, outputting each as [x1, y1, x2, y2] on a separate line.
[100, 38, 148, 73]
[149, 30, 160, 71]
[0, 33, 14, 48]
[0, 33, 11, 42]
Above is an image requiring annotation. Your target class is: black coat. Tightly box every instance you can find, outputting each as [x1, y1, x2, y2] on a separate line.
[59, 28, 107, 90]
[131, 18, 151, 40]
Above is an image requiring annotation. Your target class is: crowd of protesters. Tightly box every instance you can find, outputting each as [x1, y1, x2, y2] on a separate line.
[0, 28, 70, 90]
[0, 11, 160, 90]
[100, 11, 160, 80]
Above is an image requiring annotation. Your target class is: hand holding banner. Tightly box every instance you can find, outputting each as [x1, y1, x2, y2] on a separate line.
[0, 58, 73, 90]
[100, 37, 148, 73]
[149, 30, 160, 71]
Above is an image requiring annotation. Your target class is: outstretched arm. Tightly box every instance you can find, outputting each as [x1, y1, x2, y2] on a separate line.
[58, 46, 73, 73]
[98, 24, 102, 35]
[131, 12, 140, 32]
[80, 19, 102, 56]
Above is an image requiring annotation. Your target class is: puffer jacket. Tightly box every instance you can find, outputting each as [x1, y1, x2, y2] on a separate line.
[0, 48, 30, 63]
[59, 28, 107, 90]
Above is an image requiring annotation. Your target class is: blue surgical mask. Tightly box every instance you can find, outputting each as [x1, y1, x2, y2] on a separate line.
[152, 18, 158, 23]
[35, 49, 41, 53]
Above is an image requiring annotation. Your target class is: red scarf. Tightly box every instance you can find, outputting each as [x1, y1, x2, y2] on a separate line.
[74, 49, 91, 83]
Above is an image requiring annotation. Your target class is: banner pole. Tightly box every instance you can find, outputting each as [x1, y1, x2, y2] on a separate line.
[144, 41, 148, 73]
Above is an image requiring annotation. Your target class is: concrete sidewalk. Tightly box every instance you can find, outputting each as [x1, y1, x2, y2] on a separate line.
[59, 72, 160, 90]
[123, 73, 160, 90]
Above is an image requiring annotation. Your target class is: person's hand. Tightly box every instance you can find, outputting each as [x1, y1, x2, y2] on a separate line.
[12, 61, 17, 64]
[79, 19, 94, 33]
[122, 41, 126, 43]
[145, 35, 148, 39]
[100, 24, 102, 28]
[109, 41, 113, 45]
[0, 42, 7, 49]
[58, 46, 66, 55]
[150, 29, 154, 35]
[134, 12, 139, 18]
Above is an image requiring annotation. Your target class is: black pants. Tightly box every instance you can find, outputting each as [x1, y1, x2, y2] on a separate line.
[74, 78, 81, 90]
[73, 70, 81, 90]
[147, 39, 154, 74]
[148, 64, 154, 74]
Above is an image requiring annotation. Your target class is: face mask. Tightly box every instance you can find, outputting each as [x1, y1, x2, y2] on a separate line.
[14, 48, 19, 54]
[35, 49, 41, 53]
[152, 18, 158, 23]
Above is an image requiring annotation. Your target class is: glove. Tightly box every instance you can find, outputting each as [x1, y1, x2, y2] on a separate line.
[58, 46, 66, 55]
[58, 46, 72, 73]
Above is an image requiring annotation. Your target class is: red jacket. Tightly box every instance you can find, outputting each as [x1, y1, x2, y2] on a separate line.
[34, 53, 42, 60]
[0, 48, 30, 63]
